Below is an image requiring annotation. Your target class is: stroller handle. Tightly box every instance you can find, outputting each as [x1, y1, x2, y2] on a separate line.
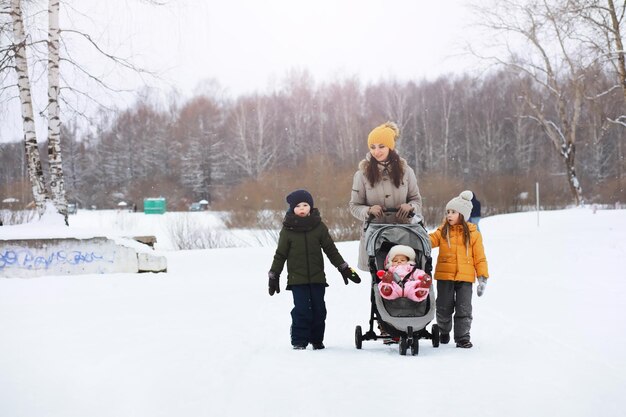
[364, 208, 417, 232]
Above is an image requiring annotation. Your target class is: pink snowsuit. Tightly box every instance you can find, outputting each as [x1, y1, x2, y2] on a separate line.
[378, 263, 431, 302]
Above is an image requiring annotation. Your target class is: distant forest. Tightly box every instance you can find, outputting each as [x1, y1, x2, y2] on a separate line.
[1, 66, 624, 226]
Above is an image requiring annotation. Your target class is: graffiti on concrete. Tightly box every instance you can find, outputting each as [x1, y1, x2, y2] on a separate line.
[0, 248, 112, 271]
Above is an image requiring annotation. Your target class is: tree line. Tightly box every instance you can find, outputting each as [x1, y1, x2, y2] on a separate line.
[1, 0, 625, 224]
[1, 65, 624, 216]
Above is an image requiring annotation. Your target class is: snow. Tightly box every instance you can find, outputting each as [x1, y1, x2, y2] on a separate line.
[0, 209, 227, 249]
[1, 207, 625, 417]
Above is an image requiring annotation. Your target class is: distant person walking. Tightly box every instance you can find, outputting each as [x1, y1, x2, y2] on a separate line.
[469, 192, 481, 231]
[349, 121, 423, 271]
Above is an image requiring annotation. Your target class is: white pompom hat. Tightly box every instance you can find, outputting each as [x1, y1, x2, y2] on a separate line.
[446, 190, 474, 220]
[385, 244, 416, 269]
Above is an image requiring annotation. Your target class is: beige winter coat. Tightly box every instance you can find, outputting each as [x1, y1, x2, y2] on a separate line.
[349, 155, 423, 270]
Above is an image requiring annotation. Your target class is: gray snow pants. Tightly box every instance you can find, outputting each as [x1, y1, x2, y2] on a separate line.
[436, 280, 473, 343]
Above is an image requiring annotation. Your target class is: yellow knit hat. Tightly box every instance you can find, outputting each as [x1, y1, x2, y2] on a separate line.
[367, 122, 399, 150]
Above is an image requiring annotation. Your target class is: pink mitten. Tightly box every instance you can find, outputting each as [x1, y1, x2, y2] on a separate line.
[404, 281, 429, 302]
[380, 284, 393, 297]
[378, 282, 402, 300]
[415, 289, 428, 299]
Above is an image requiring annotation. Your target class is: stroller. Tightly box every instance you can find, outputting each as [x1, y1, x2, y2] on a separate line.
[354, 212, 440, 356]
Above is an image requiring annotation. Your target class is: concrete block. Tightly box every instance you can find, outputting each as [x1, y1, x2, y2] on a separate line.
[137, 252, 167, 273]
[1, 237, 139, 278]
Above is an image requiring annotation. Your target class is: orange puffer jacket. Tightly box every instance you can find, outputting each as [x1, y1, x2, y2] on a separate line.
[429, 222, 489, 283]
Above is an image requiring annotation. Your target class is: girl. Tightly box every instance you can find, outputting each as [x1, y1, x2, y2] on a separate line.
[268, 189, 361, 350]
[378, 244, 432, 302]
[349, 122, 424, 271]
[429, 190, 489, 349]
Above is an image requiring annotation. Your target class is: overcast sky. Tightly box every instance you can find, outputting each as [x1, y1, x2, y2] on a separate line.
[1, 0, 484, 142]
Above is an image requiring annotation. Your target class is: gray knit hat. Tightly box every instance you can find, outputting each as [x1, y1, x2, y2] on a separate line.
[446, 190, 474, 220]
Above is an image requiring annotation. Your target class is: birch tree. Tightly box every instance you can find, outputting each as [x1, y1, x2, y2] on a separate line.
[47, 0, 67, 220]
[3, 0, 161, 221]
[7, 0, 51, 217]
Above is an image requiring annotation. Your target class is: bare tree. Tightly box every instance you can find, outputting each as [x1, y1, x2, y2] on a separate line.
[228, 94, 278, 178]
[176, 95, 224, 203]
[278, 69, 317, 166]
[474, 0, 589, 204]
[573, 0, 626, 104]
[379, 80, 417, 167]
[324, 77, 364, 165]
[573, 0, 626, 183]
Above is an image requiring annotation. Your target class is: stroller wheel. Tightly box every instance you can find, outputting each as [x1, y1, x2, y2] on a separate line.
[411, 338, 419, 356]
[399, 337, 408, 355]
[355, 326, 363, 350]
[432, 324, 440, 348]
[406, 326, 419, 356]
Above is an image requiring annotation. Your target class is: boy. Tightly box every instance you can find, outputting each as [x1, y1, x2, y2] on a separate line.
[268, 189, 361, 350]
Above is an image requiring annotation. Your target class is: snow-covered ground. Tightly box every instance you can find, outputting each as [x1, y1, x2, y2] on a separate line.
[0, 207, 624, 417]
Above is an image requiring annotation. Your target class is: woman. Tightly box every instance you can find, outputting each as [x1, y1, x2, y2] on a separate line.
[349, 122, 423, 271]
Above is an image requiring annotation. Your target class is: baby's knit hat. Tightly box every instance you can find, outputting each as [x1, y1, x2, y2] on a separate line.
[385, 244, 416, 269]
[367, 122, 399, 151]
[446, 190, 474, 220]
[286, 189, 314, 212]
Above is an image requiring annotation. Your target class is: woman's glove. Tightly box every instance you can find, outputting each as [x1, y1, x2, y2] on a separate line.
[268, 271, 280, 296]
[396, 203, 414, 220]
[369, 205, 384, 218]
[338, 263, 362, 284]
[477, 276, 487, 297]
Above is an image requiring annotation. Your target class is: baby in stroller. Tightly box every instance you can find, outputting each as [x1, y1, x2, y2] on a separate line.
[378, 245, 432, 302]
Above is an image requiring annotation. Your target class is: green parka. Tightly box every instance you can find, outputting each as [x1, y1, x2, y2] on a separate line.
[270, 209, 346, 289]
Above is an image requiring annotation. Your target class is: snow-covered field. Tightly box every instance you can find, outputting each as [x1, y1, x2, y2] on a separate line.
[1, 207, 624, 417]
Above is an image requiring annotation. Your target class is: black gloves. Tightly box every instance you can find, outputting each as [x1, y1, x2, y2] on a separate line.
[270, 264, 360, 293]
[268, 271, 280, 296]
[338, 263, 361, 285]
